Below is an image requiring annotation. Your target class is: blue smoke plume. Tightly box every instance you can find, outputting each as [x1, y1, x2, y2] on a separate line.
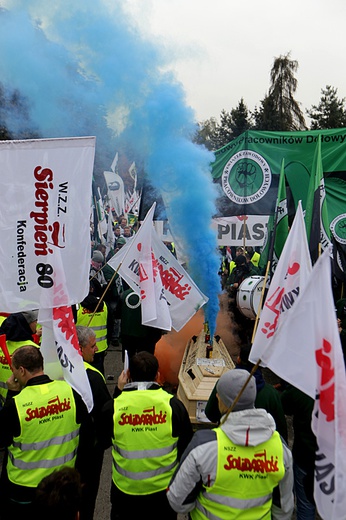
[0, 0, 221, 335]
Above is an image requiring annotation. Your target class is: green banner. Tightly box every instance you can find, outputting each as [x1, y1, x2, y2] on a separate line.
[212, 128, 346, 219]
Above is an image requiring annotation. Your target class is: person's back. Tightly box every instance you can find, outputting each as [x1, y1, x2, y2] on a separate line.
[76, 279, 109, 374]
[100, 351, 193, 520]
[281, 383, 317, 518]
[0, 346, 86, 517]
[205, 344, 288, 442]
[167, 370, 294, 519]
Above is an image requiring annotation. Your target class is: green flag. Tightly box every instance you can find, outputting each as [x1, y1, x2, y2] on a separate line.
[273, 158, 289, 264]
[304, 135, 331, 264]
[259, 159, 288, 272]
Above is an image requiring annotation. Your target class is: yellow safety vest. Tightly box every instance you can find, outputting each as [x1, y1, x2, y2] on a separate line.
[7, 380, 79, 488]
[84, 361, 106, 383]
[228, 260, 236, 275]
[0, 340, 39, 404]
[192, 429, 285, 520]
[112, 388, 178, 495]
[77, 305, 108, 353]
[251, 251, 261, 267]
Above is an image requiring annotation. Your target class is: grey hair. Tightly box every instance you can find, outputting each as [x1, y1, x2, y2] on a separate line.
[76, 326, 96, 348]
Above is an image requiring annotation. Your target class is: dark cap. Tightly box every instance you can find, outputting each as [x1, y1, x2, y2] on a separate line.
[234, 254, 246, 266]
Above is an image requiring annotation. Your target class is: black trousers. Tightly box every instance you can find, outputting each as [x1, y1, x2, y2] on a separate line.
[110, 482, 177, 520]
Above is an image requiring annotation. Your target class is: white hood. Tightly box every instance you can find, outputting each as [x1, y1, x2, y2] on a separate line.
[220, 408, 276, 447]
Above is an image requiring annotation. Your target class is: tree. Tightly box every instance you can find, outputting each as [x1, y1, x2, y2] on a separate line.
[307, 85, 346, 129]
[253, 94, 281, 131]
[195, 99, 253, 151]
[193, 117, 219, 150]
[267, 52, 306, 131]
[228, 98, 252, 138]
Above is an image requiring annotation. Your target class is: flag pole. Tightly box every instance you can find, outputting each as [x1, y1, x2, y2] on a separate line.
[86, 202, 157, 326]
[242, 217, 246, 252]
[251, 260, 271, 343]
[251, 205, 279, 342]
[87, 262, 122, 327]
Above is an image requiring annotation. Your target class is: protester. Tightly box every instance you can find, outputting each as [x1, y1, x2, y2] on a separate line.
[34, 467, 82, 520]
[227, 254, 250, 293]
[90, 250, 107, 287]
[227, 246, 245, 275]
[99, 351, 193, 520]
[0, 345, 88, 517]
[103, 250, 124, 347]
[167, 369, 294, 519]
[76, 279, 111, 375]
[205, 343, 288, 441]
[75, 326, 112, 520]
[122, 225, 133, 242]
[226, 254, 254, 343]
[246, 245, 261, 267]
[0, 311, 39, 406]
[281, 383, 317, 520]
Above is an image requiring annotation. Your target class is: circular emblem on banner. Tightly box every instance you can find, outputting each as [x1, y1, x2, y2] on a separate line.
[125, 291, 141, 309]
[330, 213, 346, 245]
[222, 150, 272, 204]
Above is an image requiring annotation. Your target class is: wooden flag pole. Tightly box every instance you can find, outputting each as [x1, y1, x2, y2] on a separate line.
[86, 262, 122, 327]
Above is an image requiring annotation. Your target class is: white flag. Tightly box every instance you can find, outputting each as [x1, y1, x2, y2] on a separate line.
[40, 306, 93, 412]
[257, 249, 346, 518]
[108, 207, 208, 331]
[104, 170, 125, 216]
[110, 152, 118, 173]
[310, 252, 346, 519]
[250, 202, 312, 366]
[134, 203, 171, 330]
[39, 254, 93, 411]
[97, 187, 107, 238]
[105, 210, 114, 258]
[0, 137, 95, 311]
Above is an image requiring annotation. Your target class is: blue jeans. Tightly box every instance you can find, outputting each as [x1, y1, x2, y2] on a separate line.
[294, 462, 316, 520]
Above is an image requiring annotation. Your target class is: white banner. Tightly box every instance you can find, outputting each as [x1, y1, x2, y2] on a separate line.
[104, 170, 125, 216]
[108, 221, 208, 332]
[250, 203, 312, 368]
[212, 215, 269, 246]
[132, 204, 171, 330]
[38, 252, 93, 412]
[254, 250, 346, 518]
[0, 137, 95, 312]
[39, 305, 93, 412]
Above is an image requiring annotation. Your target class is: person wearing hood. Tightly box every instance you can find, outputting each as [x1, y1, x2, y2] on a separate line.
[227, 254, 250, 293]
[0, 311, 39, 405]
[90, 250, 107, 288]
[167, 369, 294, 519]
[205, 344, 288, 442]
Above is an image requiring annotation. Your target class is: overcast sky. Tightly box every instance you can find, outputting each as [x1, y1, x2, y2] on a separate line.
[124, 0, 346, 124]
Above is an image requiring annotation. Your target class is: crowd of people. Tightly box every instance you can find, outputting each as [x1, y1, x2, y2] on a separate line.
[0, 210, 345, 519]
